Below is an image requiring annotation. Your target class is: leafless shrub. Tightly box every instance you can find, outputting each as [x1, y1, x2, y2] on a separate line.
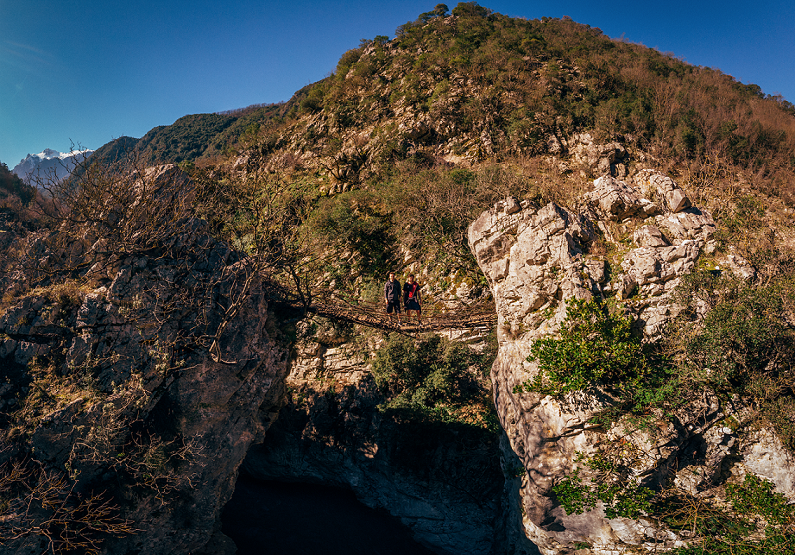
[61, 374, 205, 504]
[0, 460, 136, 554]
[18, 149, 198, 289]
[192, 155, 320, 313]
[513, 156, 591, 210]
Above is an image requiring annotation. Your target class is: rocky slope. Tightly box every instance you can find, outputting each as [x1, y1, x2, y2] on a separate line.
[469, 171, 795, 553]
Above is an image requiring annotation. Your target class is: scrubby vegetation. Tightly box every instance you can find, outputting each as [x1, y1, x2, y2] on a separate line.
[518, 299, 657, 395]
[664, 474, 795, 554]
[515, 298, 679, 432]
[294, 2, 795, 197]
[372, 332, 497, 430]
[671, 266, 795, 450]
[556, 457, 795, 554]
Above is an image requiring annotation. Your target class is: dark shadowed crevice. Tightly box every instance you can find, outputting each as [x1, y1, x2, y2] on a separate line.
[221, 474, 437, 555]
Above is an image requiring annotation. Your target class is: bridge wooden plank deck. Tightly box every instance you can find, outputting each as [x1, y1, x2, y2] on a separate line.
[267, 284, 497, 333]
[307, 299, 497, 333]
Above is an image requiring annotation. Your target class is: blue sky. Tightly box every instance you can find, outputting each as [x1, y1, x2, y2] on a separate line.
[2, 1, 794, 167]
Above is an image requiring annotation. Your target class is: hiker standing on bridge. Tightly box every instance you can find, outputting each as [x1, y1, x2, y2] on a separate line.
[403, 274, 422, 324]
[384, 272, 402, 326]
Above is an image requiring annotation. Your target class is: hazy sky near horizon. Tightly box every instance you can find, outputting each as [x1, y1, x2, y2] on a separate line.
[2, 0, 794, 167]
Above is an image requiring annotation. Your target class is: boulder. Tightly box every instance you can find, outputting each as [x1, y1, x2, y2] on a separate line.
[584, 176, 659, 221]
[633, 225, 668, 247]
[568, 133, 628, 177]
[636, 170, 692, 213]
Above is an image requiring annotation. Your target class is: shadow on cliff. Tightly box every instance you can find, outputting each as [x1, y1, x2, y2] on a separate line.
[229, 378, 510, 555]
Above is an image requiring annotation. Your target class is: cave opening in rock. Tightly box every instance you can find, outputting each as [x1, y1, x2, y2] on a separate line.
[221, 474, 437, 555]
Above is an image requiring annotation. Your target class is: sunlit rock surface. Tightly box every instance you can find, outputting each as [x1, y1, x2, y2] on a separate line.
[468, 172, 794, 554]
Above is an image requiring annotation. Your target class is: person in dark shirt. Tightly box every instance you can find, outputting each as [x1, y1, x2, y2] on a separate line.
[384, 272, 402, 326]
[403, 274, 421, 324]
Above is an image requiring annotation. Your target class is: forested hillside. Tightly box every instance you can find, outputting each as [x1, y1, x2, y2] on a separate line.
[0, 161, 34, 210]
[178, 2, 795, 299]
[86, 99, 300, 168]
[281, 2, 795, 192]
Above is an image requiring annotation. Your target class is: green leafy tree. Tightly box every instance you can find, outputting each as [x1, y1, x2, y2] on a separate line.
[516, 298, 678, 426]
[671, 270, 795, 449]
[371, 333, 495, 428]
[519, 298, 650, 395]
[0, 161, 34, 207]
[553, 467, 653, 519]
[451, 1, 491, 18]
[664, 474, 795, 554]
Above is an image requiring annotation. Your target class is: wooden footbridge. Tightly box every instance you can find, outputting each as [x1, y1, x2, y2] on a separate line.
[269, 285, 497, 333]
[309, 298, 497, 333]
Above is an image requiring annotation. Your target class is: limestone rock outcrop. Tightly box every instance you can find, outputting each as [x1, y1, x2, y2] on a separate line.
[468, 172, 793, 554]
[0, 219, 289, 555]
[568, 133, 629, 178]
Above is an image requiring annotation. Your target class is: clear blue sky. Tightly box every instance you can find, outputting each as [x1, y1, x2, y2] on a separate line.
[2, 1, 794, 167]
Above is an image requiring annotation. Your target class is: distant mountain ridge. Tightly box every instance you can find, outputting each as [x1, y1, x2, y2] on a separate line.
[86, 98, 305, 168]
[12, 148, 94, 183]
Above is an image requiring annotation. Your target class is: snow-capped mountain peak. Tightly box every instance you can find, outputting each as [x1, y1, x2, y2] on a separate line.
[12, 148, 94, 183]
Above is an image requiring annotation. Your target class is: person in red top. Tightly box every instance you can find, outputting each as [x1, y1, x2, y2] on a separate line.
[403, 274, 422, 324]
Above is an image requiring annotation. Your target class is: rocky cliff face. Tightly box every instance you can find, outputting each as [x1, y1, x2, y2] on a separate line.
[0, 182, 289, 553]
[1, 160, 514, 554]
[0, 200, 514, 553]
[3, 151, 791, 555]
[468, 172, 795, 554]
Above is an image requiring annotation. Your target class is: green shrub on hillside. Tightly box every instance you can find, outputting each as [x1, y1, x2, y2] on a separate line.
[515, 298, 678, 425]
[371, 333, 496, 429]
[663, 474, 795, 554]
[307, 189, 395, 276]
[299, 83, 327, 114]
[678, 275, 794, 391]
[671, 268, 795, 449]
[521, 298, 648, 394]
[553, 467, 653, 520]
[336, 47, 364, 79]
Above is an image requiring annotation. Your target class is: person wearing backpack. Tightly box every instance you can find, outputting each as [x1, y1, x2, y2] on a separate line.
[403, 274, 422, 324]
